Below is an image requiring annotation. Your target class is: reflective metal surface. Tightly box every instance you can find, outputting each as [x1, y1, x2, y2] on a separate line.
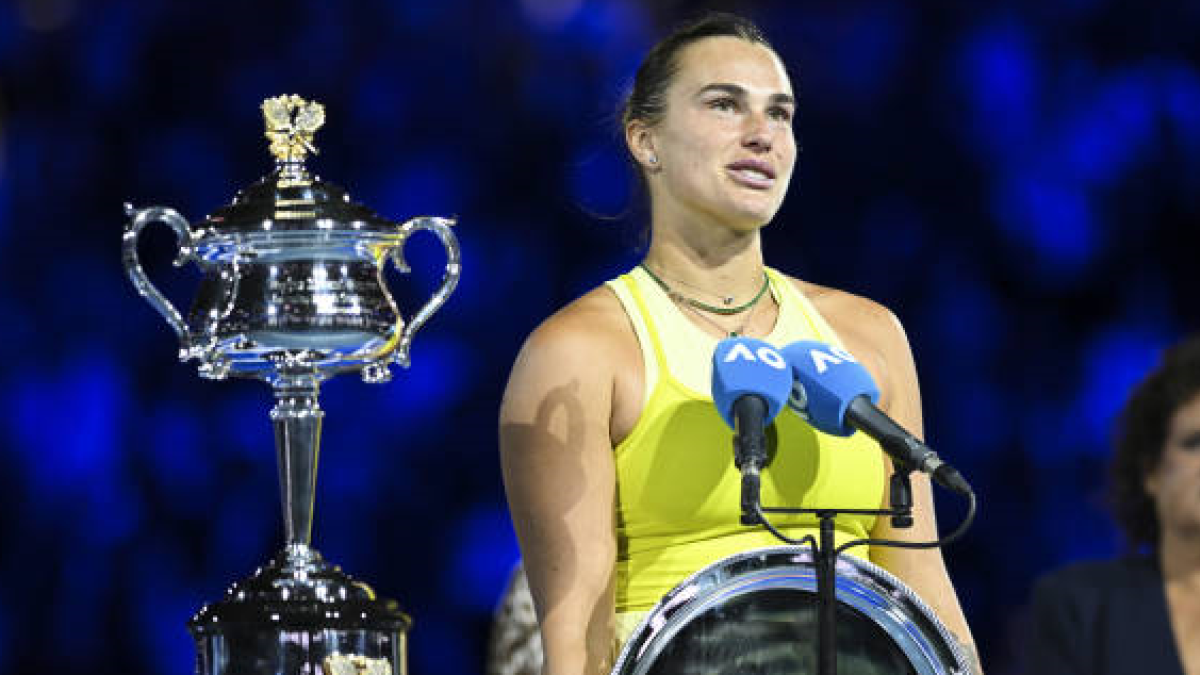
[123, 95, 460, 386]
[612, 546, 968, 675]
[190, 545, 409, 675]
[124, 95, 456, 675]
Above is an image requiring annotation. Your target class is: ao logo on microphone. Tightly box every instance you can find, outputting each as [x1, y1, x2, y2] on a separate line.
[803, 344, 857, 374]
[722, 342, 787, 370]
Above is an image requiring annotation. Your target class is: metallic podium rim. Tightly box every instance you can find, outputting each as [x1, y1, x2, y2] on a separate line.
[611, 545, 969, 675]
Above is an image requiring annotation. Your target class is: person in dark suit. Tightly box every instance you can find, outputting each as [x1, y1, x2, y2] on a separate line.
[1028, 335, 1200, 675]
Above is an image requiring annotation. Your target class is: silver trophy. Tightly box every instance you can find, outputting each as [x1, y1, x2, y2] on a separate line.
[123, 95, 460, 675]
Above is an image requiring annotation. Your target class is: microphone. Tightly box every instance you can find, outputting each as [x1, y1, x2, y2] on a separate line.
[711, 337, 793, 524]
[781, 340, 973, 496]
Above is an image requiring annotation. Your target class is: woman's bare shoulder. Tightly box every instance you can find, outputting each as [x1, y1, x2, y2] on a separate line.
[500, 283, 638, 433]
[786, 276, 905, 347]
[524, 285, 633, 356]
[504, 285, 635, 394]
[781, 275, 915, 403]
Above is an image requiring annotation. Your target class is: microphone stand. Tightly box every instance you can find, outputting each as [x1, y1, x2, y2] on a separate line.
[744, 465, 916, 675]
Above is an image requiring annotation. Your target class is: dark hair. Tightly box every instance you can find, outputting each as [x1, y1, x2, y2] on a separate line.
[1109, 335, 1200, 549]
[616, 12, 778, 249]
[622, 12, 774, 132]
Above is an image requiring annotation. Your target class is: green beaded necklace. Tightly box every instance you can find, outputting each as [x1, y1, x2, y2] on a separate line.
[639, 264, 771, 316]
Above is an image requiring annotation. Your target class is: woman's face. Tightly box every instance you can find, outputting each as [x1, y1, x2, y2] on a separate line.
[639, 36, 797, 232]
[1145, 392, 1200, 543]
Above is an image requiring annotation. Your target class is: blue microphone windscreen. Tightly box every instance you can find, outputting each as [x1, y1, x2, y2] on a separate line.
[781, 340, 881, 436]
[711, 337, 793, 429]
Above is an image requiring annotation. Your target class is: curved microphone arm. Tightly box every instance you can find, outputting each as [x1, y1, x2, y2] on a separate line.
[748, 488, 978, 554]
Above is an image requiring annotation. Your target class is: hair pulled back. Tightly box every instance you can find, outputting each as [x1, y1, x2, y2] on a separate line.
[621, 12, 774, 134]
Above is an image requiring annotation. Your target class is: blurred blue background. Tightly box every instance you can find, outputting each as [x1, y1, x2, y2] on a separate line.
[1, 0, 1197, 673]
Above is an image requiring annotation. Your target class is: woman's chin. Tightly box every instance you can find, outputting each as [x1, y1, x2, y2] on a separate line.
[722, 200, 782, 230]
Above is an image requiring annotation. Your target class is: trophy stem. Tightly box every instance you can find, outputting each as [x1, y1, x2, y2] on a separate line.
[271, 377, 323, 548]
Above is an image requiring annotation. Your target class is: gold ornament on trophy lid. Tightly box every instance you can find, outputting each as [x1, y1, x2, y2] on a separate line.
[261, 94, 326, 164]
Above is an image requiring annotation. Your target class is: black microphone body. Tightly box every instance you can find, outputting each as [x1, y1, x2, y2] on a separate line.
[732, 394, 769, 525]
[845, 396, 972, 496]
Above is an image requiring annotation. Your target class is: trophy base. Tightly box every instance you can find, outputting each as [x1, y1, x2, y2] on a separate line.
[189, 545, 411, 675]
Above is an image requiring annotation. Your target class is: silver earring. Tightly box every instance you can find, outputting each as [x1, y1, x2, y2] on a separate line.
[648, 154, 658, 165]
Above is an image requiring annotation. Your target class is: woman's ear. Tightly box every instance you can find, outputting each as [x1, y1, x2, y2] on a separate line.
[1143, 465, 1160, 497]
[625, 120, 658, 172]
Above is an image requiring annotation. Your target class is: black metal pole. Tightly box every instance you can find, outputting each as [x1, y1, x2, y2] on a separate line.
[817, 513, 836, 675]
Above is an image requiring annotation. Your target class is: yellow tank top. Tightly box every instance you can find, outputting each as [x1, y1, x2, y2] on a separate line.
[607, 266, 888, 613]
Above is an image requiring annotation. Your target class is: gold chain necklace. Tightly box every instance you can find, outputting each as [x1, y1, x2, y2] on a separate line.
[639, 264, 770, 315]
[677, 280, 767, 338]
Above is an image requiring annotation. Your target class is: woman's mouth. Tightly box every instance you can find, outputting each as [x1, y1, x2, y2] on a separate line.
[726, 159, 776, 190]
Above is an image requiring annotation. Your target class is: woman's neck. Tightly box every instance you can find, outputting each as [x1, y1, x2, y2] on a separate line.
[1160, 531, 1200, 592]
[641, 216, 767, 301]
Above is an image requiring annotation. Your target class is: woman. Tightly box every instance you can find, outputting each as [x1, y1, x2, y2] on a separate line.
[1029, 337, 1200, 675]
[498, 13, 979, 675]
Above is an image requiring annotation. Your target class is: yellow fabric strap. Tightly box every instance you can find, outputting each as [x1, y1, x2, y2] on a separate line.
[619, 269, 669, 371]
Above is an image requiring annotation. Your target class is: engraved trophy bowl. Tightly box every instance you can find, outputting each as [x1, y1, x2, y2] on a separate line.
[123, 95, 461, 675]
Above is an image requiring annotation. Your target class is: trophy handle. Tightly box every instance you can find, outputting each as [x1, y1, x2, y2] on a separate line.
[388, 216, 460, 368]
[122, 203, 198, 359]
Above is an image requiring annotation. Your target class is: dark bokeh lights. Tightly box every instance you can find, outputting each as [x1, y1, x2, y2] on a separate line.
[0, 1, 1197, 674]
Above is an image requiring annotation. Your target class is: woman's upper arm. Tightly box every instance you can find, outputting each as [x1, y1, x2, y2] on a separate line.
[498, 307, 620, 675]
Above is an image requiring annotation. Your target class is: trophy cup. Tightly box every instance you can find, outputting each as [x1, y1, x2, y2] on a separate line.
[122, 95, 461, 675]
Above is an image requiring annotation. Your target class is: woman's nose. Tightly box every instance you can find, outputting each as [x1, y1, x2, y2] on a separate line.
[741, 112, 774, 152]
